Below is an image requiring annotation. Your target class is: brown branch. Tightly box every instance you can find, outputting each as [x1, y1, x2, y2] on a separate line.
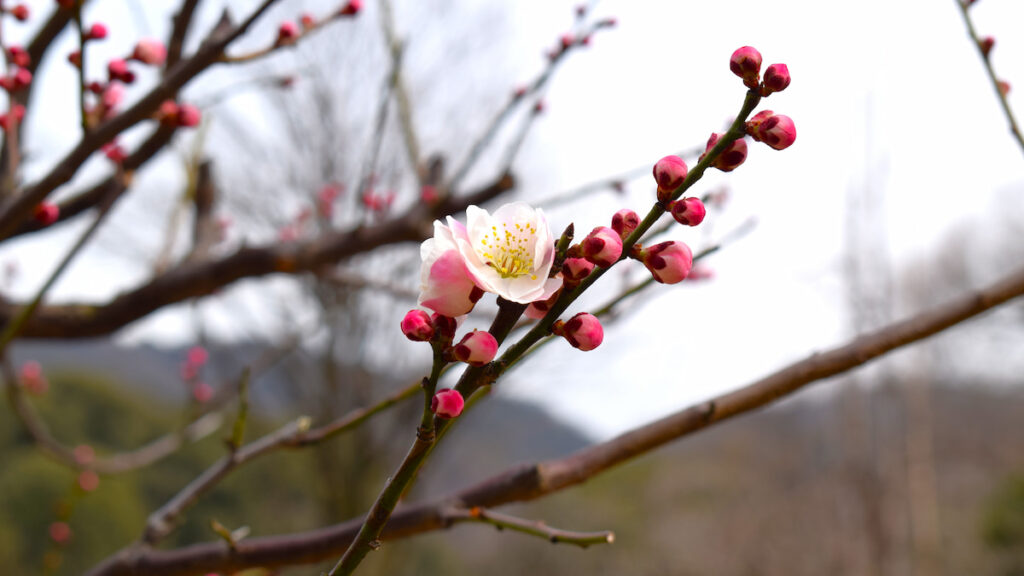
[0, 174, 514, 338]
[167, 0, 203, 71]
[445, 507, 614, 548]
[83, 261, 1024, 576]
[0, 0, 284, 240]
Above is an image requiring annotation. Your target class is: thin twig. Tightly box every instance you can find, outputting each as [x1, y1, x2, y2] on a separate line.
[445, 506, 614, 548]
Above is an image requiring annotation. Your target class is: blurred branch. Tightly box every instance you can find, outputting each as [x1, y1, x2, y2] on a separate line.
[378, 0, 422, 184]
[956, 0, 1024, 155]
[318, 268, 418, 300]
[167, 0, 202, 71]
[444, 506, 614, 549]
[0, 174, 515, 338]
[82, 260, 1024, 576]
[0, 0, 285, 240]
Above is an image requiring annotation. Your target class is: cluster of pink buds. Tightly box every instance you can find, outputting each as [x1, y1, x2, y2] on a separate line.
[19, 360, 49, 395]
[8, 45, 29, 67]
[729, 46, 792, 97]
[361, 189, 395, 213]
[158, 100, 202, 128]
[746, 110, 797, 150]
[0, 66, 32, 93]
[552, 312, 604, 351]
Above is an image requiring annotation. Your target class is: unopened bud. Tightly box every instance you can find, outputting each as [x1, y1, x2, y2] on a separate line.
[525, 287, 562, 320]
[277, 21, 299, 44]
[730, 46, 762, 89]
[761, 63, 791, 95]
[979, 36, 995, 57]
[554, 312, 603, 351]
[669, 197, 706, 227]
[746, 111, 796, 150]
[86, 22, 108, 41]
[431, 388, 464, 419]
[34, 202, 59, 226]
[701, 132, 748, 172]
[340, 0, 362, 16]
[401, 309, 434, 342]
[611, 209, 639, 238]
[453, 330, 498, 366]
[430, 313, 458, 342]
[639, 241, 693, 284]
[653, 155, 688, 203]
[561, 257, 594, 283]
[132, 39, 167, 66]
[582, 226, 623, 268]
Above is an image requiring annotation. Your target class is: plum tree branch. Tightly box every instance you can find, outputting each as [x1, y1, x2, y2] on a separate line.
[82, 260, 1024, 576]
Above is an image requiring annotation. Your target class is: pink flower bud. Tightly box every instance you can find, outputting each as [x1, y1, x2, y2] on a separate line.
[557, 312, 603, 351]
[747, 112, 796, 150]
[340, 0, 362, 16]
[453, 330, 498, 366]
[669, 197, 706, 227]
[653, 155, 688, 203]
[12, 67, 31, 90]
[560, 33, 575, 50]
[49, 522, 71, 544]
[34, 202, 59, 226]
[401, 309, 434, 342]
[19, 360, 48, 395]
[177, 104, 201, 127]
[187, 345, 208, 366]
[102, 83, 123, 109]
[10, 4, 29, 21]
[420, 185, 439, 203]
[762, 63, 791, 94]
[132, 39, 167, 66]
[998, 80, 1011, 96]
[561, 257, 594, 283]
[158, 99, 179, 121]
[300, 13, 316, 29]
[8, 46, 30, 67]
[701, 132, 748, 172]
[102, 142, 127, 163]
[611, 209, 639, 238]
[640, 241, 693, 284]
[431, 388, 464, 419]
[582, 226, 623, 268]
[192, 382, 213, 403]
[277, 21, 299, 44]
[730, 46, 762, 88]
[78, 470, 100, 492]
[73, 444, 95, 465]
[86, 23, 108, 41]
[107, 58, 130, 82]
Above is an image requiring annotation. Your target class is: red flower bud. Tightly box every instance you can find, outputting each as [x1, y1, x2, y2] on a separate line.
[10, 4, 29, 22]
[453, 330, 498, 366]
[34, 202, 59, 226]
[669, 197, 706, 227]
[277, 21, 299, 44]
[639, 241, 693, 284]
[561, 257, 594, 283]
[401, 309, 434, 342]
[701, 132, 748, 172]
[8, 46, 30, 67]
[582, 226, 623, 268]
[653, 155, 688, 202]
[611, 209, 639, 238]
[177, 104, 201, 127]
[86, 22, 108, 41]
[556, 312, 603, 351]
[340, 0, 362, 16]
[762, 63, 791, 95]
[747, 112, 796, 150]
[431, 388, 464, 419]
[730, 46, 762, 89]
[979, 36, 995, 57]
[430, 313, 458, 342]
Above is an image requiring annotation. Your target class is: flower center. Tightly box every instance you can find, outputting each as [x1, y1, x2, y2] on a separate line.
[478, 221, 538, 280]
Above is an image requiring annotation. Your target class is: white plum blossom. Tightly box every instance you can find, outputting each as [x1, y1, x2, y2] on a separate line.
[418, 203, 560, 314]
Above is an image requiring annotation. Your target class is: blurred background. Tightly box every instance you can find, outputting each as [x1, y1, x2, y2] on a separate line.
[2, 0, 1024, 574]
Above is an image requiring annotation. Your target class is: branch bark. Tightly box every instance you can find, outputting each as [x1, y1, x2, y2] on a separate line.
[83, 262, 1024, 576]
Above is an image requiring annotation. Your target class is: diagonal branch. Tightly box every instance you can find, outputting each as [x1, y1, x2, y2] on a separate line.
[83, 261, 1024, 576]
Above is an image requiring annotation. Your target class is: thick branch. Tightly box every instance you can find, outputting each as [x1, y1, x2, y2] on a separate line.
[1, 175, 514, 338]
[84, 262, 1024, 576]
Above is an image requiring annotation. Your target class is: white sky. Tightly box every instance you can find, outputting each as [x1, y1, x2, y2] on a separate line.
[3, 0, 1023, 439]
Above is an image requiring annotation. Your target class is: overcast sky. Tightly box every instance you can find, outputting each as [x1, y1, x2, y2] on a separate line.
[3, 0, 1023, 439]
